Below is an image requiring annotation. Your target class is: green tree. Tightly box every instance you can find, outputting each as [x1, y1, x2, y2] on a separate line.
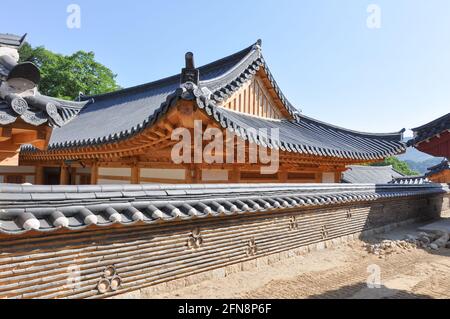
[19, 43, 120, 100]
[370, 157, 419, 176]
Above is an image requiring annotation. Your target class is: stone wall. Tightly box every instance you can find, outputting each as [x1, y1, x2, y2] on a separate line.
[0, 191, 447, 299]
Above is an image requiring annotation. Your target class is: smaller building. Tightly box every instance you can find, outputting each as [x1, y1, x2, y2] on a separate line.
[409, 113, 450, 159]
[409, 113, 450, 183]
[425, 160, 450, 183]
[342, 165, 404, 184]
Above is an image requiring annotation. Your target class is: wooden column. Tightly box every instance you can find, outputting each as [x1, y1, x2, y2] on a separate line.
[90, 162, 98, 185]
[60, 165, 69, 185]
[70, 167, 77, 185]
[279, 169, 288, 183]
[335, 172, 342, 184]
[131, 166, 140, 184]
[314, 172, 321, 183]
[185, 165, 193, 183]
[192, 165, 201, 183]
[35, 166, 44, 185]
[230, 167, 241, 183]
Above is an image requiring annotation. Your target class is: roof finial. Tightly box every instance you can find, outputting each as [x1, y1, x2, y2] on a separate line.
[185, 52, 195, 69]
[253, 39, 262, 50]
[19, 33, 27, 48]
[181, 51, 199, 85]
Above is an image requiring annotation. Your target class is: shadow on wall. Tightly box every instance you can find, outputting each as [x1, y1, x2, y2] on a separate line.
[357, 184, 448, 255]
[308, 282, 433, 299]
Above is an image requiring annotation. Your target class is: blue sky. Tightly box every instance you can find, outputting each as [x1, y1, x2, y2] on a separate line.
[3, 0, 449, 135]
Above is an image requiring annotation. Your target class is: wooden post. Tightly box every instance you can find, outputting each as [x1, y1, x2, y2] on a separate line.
[131, 166, 140, 184]
[35, 166, 44, 185]
[60, 165, 69, 185]
[314, 172, 321, 183]
[185, 166, 193, 183]
[70, 167, 77, 185]
[335, 172, 342, 184]
[90, 162, 98, 185]
[192, 165, 201, 183]
[279, 169, 288, 183]
[230, 166, 241, 183]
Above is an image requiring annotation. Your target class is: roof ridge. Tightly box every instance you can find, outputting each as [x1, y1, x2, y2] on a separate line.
[412, 112, 450, 131]
[296, 113, 405, 140]
[0, 33, 27, 48]
[427, 159, 449, 171]
[80, 41, 260, 103]
[349, 165, 394, 170]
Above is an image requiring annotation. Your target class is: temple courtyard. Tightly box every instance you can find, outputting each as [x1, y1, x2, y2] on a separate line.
[149, 221, 450, 299]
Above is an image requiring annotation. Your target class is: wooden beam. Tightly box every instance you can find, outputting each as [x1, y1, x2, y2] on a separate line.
[12, 132, 38, 145]
[0, 128, 12, 142]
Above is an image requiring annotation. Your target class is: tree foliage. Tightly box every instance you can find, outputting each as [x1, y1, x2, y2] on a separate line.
[370, 157, 419, 176]
[18, 43, 120, 100]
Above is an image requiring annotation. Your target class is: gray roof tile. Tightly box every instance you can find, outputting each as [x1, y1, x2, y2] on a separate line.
[0, 33, 88, 128]
[409, 113, 450, 146]
[0, 183, 447, 235]
[342, 165, 404, 184]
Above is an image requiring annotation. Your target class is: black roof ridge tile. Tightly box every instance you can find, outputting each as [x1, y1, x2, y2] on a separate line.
[297, 113, 405, 139]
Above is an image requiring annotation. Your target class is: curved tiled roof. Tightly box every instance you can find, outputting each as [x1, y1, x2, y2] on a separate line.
[390, 176, 431, 185]
[0, 183, 446, 235]
[0, 33, 26, 49]
[195, 94, 405, 160]
[426, 159, 449, 177]
[342, 165, 404, 184]
[408, 113, 450, 146]
[0, 33, 89, 127]
[0, 94, 89, 127]
[21, 40, 406, 160]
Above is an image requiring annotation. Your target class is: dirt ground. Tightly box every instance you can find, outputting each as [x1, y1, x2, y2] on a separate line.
[153, 222, 450, 299]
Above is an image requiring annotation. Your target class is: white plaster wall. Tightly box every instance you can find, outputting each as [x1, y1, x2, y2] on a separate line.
[98, 167, 131, 177]
[140, 168, 186, 180]
[97, 179, 131, 185]
[202, 169, 229, 182]
[322, 172, 336, 183]
[0, 166, 36, 174]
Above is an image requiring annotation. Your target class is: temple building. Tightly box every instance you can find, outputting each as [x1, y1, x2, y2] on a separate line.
[2, 38, 406, 185]
[0, 33, 87, 182]
[409, 113, 450, 183]
[0, 33, 448, 300]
